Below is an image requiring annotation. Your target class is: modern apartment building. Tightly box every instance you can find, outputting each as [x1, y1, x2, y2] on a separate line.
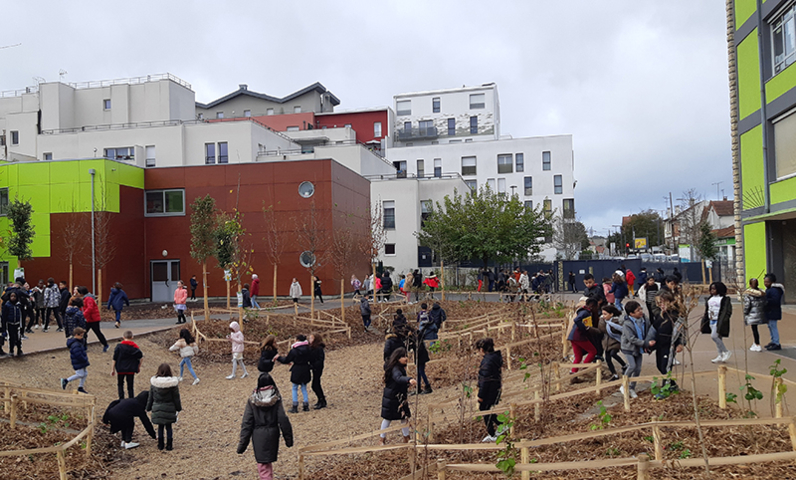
[731, 0, 796, 300]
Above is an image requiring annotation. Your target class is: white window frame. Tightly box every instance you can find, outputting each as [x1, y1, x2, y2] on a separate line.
[244, 110, 252, 117]
[205, 143, 216, 164]
[374, 121, 382, 137]
[432, 97, 441, 113]
[216, 112, 224, 119]
[384, 243, 397, 256]
[146, 145, 156, 168]
[266, 108, 274, 115]
[145, 189, 186, 217]
[286, 126, 300, 132]
[524, 176, 533, 196]
[469, 93, 485, 109]
[383, 201, 396, 229]
[396, 100, 411, 116]
[554, 175, 563, 194]
[104, 147, 134, 161]
[103, 99, 111, 110]
[542, 151, 551, 171]
[771, 3, 796, 75]
[293, 106, 302, 113]
[464, 180, 477, 191]
[10, 131, 19, 145]
[417, 159, 425, 178]
[515, 153, 524, 172]
[497, 154, 513, 174]
[0, 188, 8, 216]
[43, 152, 53, 161]
[461, 156, 477, 176]
[433, 158, 442, 177]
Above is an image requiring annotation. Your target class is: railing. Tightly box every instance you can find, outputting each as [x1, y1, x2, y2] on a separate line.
[65, 73, 190, 90]
[0, 85, 39, 98]
[364, 172, 464, 181]
[255, 138, 391, 162]
[397, 126, 438, 140]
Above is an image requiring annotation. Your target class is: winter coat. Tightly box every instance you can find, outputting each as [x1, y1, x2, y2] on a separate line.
[414, 339, 429, 368]
[429, 304, 447, 329]
[229, 322, 245, 354]
[241, 288, 252, 309]
[102, 391, 156, 439]
[169, 338, 198, 358]
[653, 269, 665, 283]
[44, 283, 61, 309]
[289, 281, 302, 299]
[584, 284, 606, 305]
[310, 343, 325, 374]
[2, 286, 29, 307]
[567, 306, 594, 342]
[251, 277, 260, 296]
[598, 316, 622, 352]
[418, 310, 437, 340]
[360, 298, 371, 316]
[626, 270, 636, 287]
[672, 269, 683, 282]
[276, 342, 312, 385]
[477, 350, 503, 402]
[621, 315, 656, 355]
[107, 288, 130, 311]
[173, 287, 187, 306]
[146, 376, 182, 425]
[237, 387, 293, 464]
[32, 287, 45, 309]
[652, 309, 684, 348]
[258, 346, 278, 373]
[351, 278, 362, 291]
[113, 340, 143, 375]
[609, 281, 628, 300]
[392, 313, 410, 338]
[381, 275, 393, 292]
[603, 283, 615, 304]
[68, 337, 90, 370]
[190, 278, 198, 289]
[59, 288, 71, 314]
[82, 296, 101, 324]
[412, 273, 423, 288]
[381, 364, 412, 421]
[637, 270, 648, 286]
[384, 334, 405, 362]
[63, 306, 86, 338]
[743, 289, 767, 326]
[2, 301, 23, 327]
[638, 283, 660, 303]
[700, 296, 732, 337]
[424, 277, 439, 289]
[766, 284, 785, 321]
[314, 280, 323, 295]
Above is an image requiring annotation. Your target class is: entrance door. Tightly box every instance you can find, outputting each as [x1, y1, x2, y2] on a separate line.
[151, 260, 180, 303]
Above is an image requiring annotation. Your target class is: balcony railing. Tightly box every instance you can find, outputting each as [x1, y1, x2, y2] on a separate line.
[396, 126, 438, 141]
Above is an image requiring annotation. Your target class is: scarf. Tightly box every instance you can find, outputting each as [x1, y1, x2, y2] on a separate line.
[291, 340, 309, 349]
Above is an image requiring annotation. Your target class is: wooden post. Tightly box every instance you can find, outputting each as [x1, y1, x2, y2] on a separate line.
[506, 346, 513, 370]
[534, 388, 540, 422]
[553, 362, 562, 392]
[3, 384, 9, 413]
[202, 261, 209, 321]
[652, 418, 663, 461]
[521, 439, 530, 480]
[622, 376, 630, 412]
[86, 401, 95, 457]
[776, 377, 784, 418]
[10, 394, 17, 429]
[57, 449, 67, 480]
[428, 406, 435, 443]
[718, 365, 727, 409]
[788, 418, 796, 454]
[298, 453, 305, 480]
[637, 453, 650, 480]
[347, 327, 352, 339]
[436, 460, 447, 480]
[595, 360, 602, 396]
[509, 403, 516, 437]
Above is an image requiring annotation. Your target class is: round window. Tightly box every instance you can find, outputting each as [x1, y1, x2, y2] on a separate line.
[299, 251, 316, 268]
[298, 181, 315, 198]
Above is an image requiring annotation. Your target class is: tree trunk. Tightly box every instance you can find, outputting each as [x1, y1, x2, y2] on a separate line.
[226, 278, 230, 309]
[273, 263, 278, 306]
[310, 273, 315, 318]
[238, 282, 243, 329]
[69, 262, 73, 292]
[701, 260, 706, 285]
[340, 278, 345, 325]
[97, 268, 103, 307]
[441, 259, 445, 301]
[202, 261, 209, 321]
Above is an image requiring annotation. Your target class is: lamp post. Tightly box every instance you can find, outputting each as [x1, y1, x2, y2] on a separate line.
[89, 168, 96, 293]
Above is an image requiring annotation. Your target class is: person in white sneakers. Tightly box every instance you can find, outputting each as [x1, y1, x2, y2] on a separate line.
[620, 301, 656, 399]
[743, 278, 767, 352]
[226, 321, 249, 379]
[102, 391, 156, 449]
[701, 282, 732, 363]
[169, 329, 200, 385]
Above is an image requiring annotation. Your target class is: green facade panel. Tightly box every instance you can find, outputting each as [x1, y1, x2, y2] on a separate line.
[766, 61, 796, 102]
[735, 0, 758, 28]
[740, 125, 765, 209]
[738, 32, 762, 120]
[770, 176, 796, 205]
[744, 222, 767, 283]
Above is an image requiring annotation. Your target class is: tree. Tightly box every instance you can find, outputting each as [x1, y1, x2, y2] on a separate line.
[190, 195, 218, 321]
[416, 186, 551, 267]
[325, 216, 359, 321]
[6, 197, 34, 269]
[696, 222, 718, 284]
[57, 199, 87, 288]
[293, 200, 328, 317]
[677, 189, 704, 260]
[551, 216, 589, 260]
[359, 201, 387, 292]
[620, 210, 664, 249]
[93, 183, 117, 307]
[263, 204, 286, 306]
[214, 210, 249, 311]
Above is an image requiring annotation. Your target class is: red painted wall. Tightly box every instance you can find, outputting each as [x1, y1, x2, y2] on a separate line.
[315, 110, 389, 144]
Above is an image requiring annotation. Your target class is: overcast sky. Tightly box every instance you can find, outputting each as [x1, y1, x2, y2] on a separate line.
[2, 1, 733, 234]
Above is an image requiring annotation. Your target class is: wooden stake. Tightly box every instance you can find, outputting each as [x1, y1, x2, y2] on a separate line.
[553, 362, 562, 392]
[3, 384, 9, 413]
[86, 402, 95, 457]
[428, 406, 435, 443]
[521, 440, 530, 480]
[506, 345, 513, 370]
[718, 366, 727, 410]
[509, 403, 516, 437]
[57, 450, 67, 480]
[637, 453, 650, 480]
[511, 322, 516, 342]
[226, 277, 231, 309]
[652, 417, 663, 461]
[788, 418, 796, 454]
[776, 377, 784, 418]
[9, 394, 17, 429]
[534, 388, 541, 422]
[622, 376, 630, 412]
[69, 263, 73, 297]
[437, 460, 446, 480]
[595, 360, 602, 396]
[298, 453, 305, 480]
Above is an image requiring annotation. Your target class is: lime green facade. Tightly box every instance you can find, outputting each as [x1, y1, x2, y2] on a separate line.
[0, 159, 143, 261]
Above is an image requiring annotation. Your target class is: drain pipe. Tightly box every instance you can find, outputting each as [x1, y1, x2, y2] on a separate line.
[89, 168, 96, 293]
[755, 0, 771, 214]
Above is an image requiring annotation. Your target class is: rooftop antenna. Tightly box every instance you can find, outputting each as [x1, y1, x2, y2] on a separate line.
[59, 69, 68, 81]
[711, 181, 723, 200]
[32, 76, 45, 85]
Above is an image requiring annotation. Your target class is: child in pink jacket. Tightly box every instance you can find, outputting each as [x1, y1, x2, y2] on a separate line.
[174, 281, 188, 325]
[225, 321, 249, 380]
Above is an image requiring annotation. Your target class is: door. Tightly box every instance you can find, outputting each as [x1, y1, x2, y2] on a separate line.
[151, 260, 180, 303]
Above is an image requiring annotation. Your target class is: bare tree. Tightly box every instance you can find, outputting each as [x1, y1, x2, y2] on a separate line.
[293, 200, 329, 317]
[93, 182, 116, 306]
[677, 189, 704, 261]
[57, 198, 88, 289]
[551, 215, 589, 260]
[358, 202, 387, 299]
[325, 216, 359, 322]
[263, 204, 287, 306]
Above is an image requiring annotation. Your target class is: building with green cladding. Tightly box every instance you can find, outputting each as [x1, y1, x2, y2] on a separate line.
[732, 0, 796, 300]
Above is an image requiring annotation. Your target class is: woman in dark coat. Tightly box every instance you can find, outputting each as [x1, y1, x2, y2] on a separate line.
[102, 390, 156, 449]
[146, 363, 182, 451]
[258, 335, 278, 373]
[309, 334, 326, 410]
[237, 372, 293, 480]
[378, 347, 416, 445]
[274, 335, 312, 413]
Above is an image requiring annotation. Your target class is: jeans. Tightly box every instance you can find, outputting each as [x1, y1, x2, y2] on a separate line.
[418, 365, 430, 388]
[614, 297, 624, 312]
[251, 296, 260, 309]
[180, 357, 198, 380]
[292, 382, 309, 405]
[67, 368, 87, 388]
[710, 323, 728, 354]
[479, 391, 501, 437]
[769, 320, 780, 345]
[117, 373, 135, 399]
[113, 309, 121, 323]
[362, 315, 371, 329]
[624, 352, 643, 390]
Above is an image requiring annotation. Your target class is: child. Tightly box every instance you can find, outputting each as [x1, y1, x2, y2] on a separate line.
[412, 332, 432, 395]
[764, 274, 785, 351]
[476, 338, 503, 442]
[102, 391, 156, 449]
[237, 372, 294, 479]
[313, 276, 323, 304]
[651, 292, 684, 395]
[743, 278, 767, 352]
[241, 283, 253, 310]
[567, 297, 598, 377]
[61, 327, 89, 393]
[398, 275, 406, 301]
[226, 321, 249, 379]
[44, 277, 63, 332]
[351, 275, 362, 298]
[638, 276, 659, 317]
[701, 282, 732, 363]
[3, 292, 25, 356]
[112, 330, 144, 399]
[146, 363, 182, 451]
[107, 283, 130, 329]
[602, 278, 615, 305]
[360, 296, 372, 332]
[169, 329, 200, 385]
[258, 335, 278, 373]
[309, 334, 326, 409]
[379, 347, 416, 445]
[598, 304, 627, 381]
[289, 278, 302, 305]
[190, 275, 198, 301]
[78, 286, 108, 352]
[609, 273, 628, 311]
[620, 301, 656, 398]
[417, 303, 437, 346]
[274, 335, 312, 413]
[174, 281, 188, 325]
[63, 297, 86, 340]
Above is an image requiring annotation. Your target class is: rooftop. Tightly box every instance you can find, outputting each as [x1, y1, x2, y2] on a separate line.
[1, 73, 191, 99]
[196, 82, 341, 109]
[394, 83, 496, 99]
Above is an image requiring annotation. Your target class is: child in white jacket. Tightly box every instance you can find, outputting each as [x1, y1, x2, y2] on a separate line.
[169, 329, 200, 385]
[226, 321, 249, 379]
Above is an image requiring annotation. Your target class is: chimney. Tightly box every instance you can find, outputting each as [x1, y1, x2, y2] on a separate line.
[723, 196, 728, 201]
[239, 84, 248, 90]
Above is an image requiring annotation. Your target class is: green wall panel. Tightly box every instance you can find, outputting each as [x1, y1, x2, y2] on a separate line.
[744, 221, 767, 283]
[18, 185, 50, 213]
[49, 184, 81, 213]
[735, 0, 758, 28]
[18, 162, 50, 186]
[740, 125, 765, 209]
[50, 161, 81, 185]
[738, 32, 762, 120]
[771, 175, 796, 205]
[766, 61, 796, 102]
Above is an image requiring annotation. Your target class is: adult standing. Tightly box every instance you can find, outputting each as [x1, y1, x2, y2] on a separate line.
[250, 274, 261, 310]
[44, 277, 63, 332]
[568, 271, 576, 293]
[764, 274, 785, 351]
[78, 286, 108, 352]
[309, 334, 326, 409]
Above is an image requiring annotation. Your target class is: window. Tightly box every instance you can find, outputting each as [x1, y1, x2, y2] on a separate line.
[469, 93, 485, 109]
[543, 199, 552, 214]
[383, 201, 396, 229]
[554, 175, 563, 194]
[11, 131, 19, 145]
[432, 97, 440, 113]
[294, 106, 302, 113]
[497, 178, 506, 193]
[103, 99, 111, 110]
[524, 176, 533, 196]
[772, 4, 796, 74]
[434, 158, 442, 177]
[298, 181, 315, 198]
[104, 147, 134, 160]
[393, 161, 407, 178]
[487, 178, 496, 191]
[465, 138, 473, 143]
[205, 143, 216, 164]
[449, 139, 462, 143]
[0, 134, 4, 146]
[43, 152, 53, 161]
[461, 156, 477, 176]
[542, 151, 551, 170]
[216, 112, 224, 119]
[470, 116, 478, 134]
[563, 199, 575, 219]
[447, 118, 455, 136]
[419, 120, 433, 135]
[344, 124, 352, 128]
[497, 154, 513, 174]
[145, 189, 185, 216]
[266, 108, 274, 115]
[417, 159, 425, 178]
[524, 200, 533, 210]
[0, 188, 8, 216]
[286, 126, 300, 132]
[218, 142, 229, 164]
[300, 251, 317, 267]
[464, 180, 477, 191]
[404, 121, 412, 132]
[774, 110, 796, 178]
[146, 146, 156, 168]
[515, 153, 524, 172]
[374, 122, 382, 137]
[421, 200, 432, 224]
[396, 100, 411, 116]
[385, 243, 396, 255]
[244, 110, 251, 117]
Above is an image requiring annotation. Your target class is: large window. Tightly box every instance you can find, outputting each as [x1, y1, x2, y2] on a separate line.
[145, 189, 185, 216]
[524, 176, 533, 196]
[543, 199, 552, 214]
[383, 201, 396, 229]
[774, 110, 796, 179]
[487, 178, 496, 191]
[397, 100, 411, 116]
[554, 175, 563, 194]
[432, 97, 440, 113]
[244, 110, 251, 117]
[419, 120, 433, 135]
[0, 188, 8, 216]
[524, 200, 533, 210]
[447, 118, 455, 136]
[515, 153, 524, 172]
[105, 147, 134, 161]
[470, 93, 485, 109]
[497, 154, 513, 174]
[464, 180, 477, 191]
[542, 151, 551, 170]
[469, 116, 478, 134]
[417, 159, 425, 178]
[563, 199, 576, 219]
[205, 143, 216, 164]
[434, 158, 442, 177]
[461, 156, 477, 176]
[773, 4, 796, 74]
[146, 145, 156, 168]
[218, 142, 228, 163]
[497, 178, 506, 193]
[374, 121, 382, 137]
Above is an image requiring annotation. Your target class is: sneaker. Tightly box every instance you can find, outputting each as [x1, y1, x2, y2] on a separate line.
[124, 442, 139, 449]
[481, 435, 497, 443]
[764, 342, 775, 349]
[103, 345, 109, 353]
[42, 328, 49, 333]
[178, 377, 183, 382]
[722, 351, 733, 362]
[711, 354, 723, 363]
[192, 378, 200, 386]
[21, 335, 29, 340]
[767, 344, 782, 351]
[56, 328, 63, 332]
[673, 358, 681, 365]
[619, 385, 625, 396]
[611, 375, 620, 381]
[241, 372, 249, 379]
[60, 378, 68, 390]
[34, 325, 39, 329]
[630, 389, 638, 399]
[16, 350, 23, 357]
[77, 387, 87, 394]
[226, 374, 235, 380]
[121, 441, 126, 448]
[750, 344, 762, 352]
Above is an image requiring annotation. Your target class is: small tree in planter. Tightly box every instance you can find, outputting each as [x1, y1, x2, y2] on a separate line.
[190, 195, 218, 320]
[57, 199, 87, 290]
[7, 197, 35, 270]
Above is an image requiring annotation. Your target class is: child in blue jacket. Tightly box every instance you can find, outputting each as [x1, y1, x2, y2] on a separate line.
[107, 283, 130, 329]
[61, 327, 90, 393]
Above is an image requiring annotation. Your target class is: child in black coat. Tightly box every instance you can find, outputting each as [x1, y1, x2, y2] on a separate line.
[102, 390, 156, 449]
[274, 335, 312, 413]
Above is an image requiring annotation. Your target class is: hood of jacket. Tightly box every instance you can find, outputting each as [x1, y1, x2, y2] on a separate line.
[110, 288, 120, 295]
[150, 376, 179, 388]
[431, 304, 441, 312]
[771, 283, 786, 293]
[291, 340, 309, 349]
[67, 337, 82, 349]
[135, 390, 149, 407]
[230, 321, 241, 333]
[484, 349, 503, 367]
[745, 288, 764, 297]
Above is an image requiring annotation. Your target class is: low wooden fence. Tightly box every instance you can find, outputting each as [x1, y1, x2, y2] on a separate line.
[0, 381, 96, 480]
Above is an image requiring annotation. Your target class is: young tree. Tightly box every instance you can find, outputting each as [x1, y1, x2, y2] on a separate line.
[6, 197, 35, 269]
[325, 217, 358, 321]
[294, 200, 328, 317]
[190, 195, 218, 320]
[551, 216, 589, 260]
[93, 184, 117, 307]
[359, 202, 387, 297]
[214, 210, 248, 311]
[263, 204, 286, 306]
[677, 189, 704, 261]
[696, 222, 718, 283]
[57, 199, 87, 289]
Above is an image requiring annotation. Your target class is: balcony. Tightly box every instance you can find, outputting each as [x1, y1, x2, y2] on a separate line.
[396, 126, 438, 141]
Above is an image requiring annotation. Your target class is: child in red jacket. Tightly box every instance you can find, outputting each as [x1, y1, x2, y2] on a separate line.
[78, 286, 108, 352]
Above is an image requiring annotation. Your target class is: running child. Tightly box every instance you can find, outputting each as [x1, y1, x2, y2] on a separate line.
[169, 329, 200, 385]
[620, 301, 656, 398]
[226, 321, 250, 379]
[61, 327, 89, 393]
